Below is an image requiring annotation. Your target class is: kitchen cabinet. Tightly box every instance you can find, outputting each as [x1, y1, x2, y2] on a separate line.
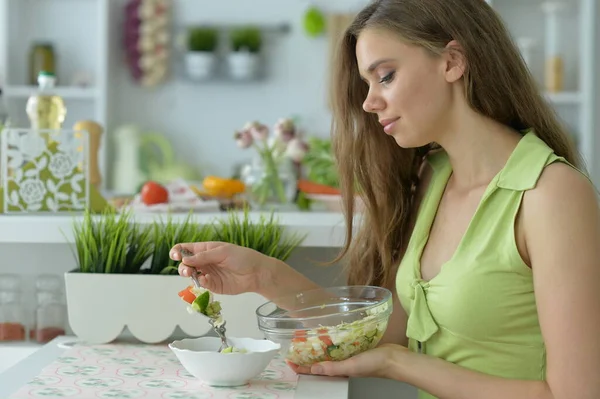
[0, 0, 111, 190]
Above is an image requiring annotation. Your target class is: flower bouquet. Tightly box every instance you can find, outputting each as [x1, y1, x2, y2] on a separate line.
[235, 118, 308, 208]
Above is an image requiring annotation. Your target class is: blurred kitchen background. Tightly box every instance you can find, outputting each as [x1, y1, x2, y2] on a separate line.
[0, 0, 597, 193]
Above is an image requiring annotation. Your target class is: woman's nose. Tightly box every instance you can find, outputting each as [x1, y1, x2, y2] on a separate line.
[362, 92, 384, 113]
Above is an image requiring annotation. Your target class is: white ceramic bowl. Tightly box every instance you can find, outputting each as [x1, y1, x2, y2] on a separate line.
[169, 336, 281, 386]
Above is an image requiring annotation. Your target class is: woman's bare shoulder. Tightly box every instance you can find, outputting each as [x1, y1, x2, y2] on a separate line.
[520, 161, 599, 260]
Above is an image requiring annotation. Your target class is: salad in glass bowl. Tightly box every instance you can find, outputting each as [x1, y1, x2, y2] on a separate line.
[256, 285, 392, 366]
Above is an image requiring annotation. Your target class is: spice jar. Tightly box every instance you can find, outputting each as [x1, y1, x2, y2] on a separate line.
[31, 275, 67, 343]
[541, 2, 567, 93]
[29, 42, 56, 86]
[0, 274, 26, 342]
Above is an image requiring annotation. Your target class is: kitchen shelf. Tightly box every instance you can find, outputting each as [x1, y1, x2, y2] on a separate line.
[489, 0, 596, 184]
[0, 211, 352, 247]
[179, 22, 291, 33]
[544, 91, 582, 105]
[3, 85, 99, 100]
[0, 0, 110, 189]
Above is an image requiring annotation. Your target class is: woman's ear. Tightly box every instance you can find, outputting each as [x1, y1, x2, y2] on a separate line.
[443, 40, 467, 83]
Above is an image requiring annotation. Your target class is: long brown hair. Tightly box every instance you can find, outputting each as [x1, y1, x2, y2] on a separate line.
[329, 0, 582, 288]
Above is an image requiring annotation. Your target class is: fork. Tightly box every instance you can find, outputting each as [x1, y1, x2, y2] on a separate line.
[179, 248, 231, 352]
[209, 319, 230, 353]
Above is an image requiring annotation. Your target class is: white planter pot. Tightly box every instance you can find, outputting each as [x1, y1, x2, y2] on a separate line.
[227, 52, 260, 80]
[64, 271, 268, 344]
[185, 51, 217, 80]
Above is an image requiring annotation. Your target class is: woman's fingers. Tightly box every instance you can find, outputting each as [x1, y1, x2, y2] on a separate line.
[181, 246, 227, 269]
[170, 243, 195, 261]
[178, 263, 194, 277]
[170, 242, 226, 262]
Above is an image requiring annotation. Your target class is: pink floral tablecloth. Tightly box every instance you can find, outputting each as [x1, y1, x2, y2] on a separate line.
[9, 342, 299, 399]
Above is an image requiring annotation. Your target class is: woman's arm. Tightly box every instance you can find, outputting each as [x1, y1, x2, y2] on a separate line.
[384, 163, 600, 399]
[259, 257, 322, 309]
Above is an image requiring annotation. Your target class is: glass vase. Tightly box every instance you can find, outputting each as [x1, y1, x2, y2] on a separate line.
[241, 154, 297, 210]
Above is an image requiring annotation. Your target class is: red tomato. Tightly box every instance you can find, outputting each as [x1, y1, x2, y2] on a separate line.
[140, 181, 169, 205]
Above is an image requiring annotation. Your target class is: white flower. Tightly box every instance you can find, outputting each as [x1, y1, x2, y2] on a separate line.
[243, 121, 269, 141]
[19, 179, 46, 205]
[285, 138, 309, 162]
[234, 129, 253, 149]
[48, 153, 73, 179]
[274, 118, 296, 143]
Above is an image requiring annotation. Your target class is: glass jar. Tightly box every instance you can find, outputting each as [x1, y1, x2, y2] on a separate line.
[240, 154, 298, 209]
[0, 274, 26, 342]
[31, 275, 67, 343]
[29, 42, 56, 86]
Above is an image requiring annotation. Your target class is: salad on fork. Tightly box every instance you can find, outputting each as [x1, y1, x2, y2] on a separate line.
[177, 249, 245, 353]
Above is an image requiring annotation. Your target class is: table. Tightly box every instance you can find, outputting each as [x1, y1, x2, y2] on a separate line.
[0, 336, 349, 399]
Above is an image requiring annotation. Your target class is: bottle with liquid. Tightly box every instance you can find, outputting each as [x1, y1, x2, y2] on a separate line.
[25, 71, 67, 130]
[0, 274, 26, 342]
[541, 2, 567, 93]
[31, 275, 67, 343]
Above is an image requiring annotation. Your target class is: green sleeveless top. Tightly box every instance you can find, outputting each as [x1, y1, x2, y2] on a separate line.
[396, 132, 571, 399]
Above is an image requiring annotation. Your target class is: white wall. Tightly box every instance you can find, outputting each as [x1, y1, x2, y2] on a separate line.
[104, 0, 369, 182]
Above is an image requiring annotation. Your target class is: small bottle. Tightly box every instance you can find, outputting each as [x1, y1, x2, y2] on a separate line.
[0, 274, 26, 342]
[29, 42, 56, 86]
[25, 71, 67, 130]
[541, 2, 567, 93]
[31, 275, 67, 343]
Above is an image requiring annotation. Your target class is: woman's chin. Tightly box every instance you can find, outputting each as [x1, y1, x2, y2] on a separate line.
[391, 133, 423, 149]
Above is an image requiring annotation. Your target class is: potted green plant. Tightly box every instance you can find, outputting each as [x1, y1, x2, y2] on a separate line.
[63, 207, 306, 344]
[185, 26, 219, 80]
[227, 26, 262, 80]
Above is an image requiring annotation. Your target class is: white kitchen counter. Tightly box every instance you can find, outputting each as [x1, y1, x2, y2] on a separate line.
[0, 211, 355, 247]
[0, 336, 349, 399]
[0, 342, 41, 374]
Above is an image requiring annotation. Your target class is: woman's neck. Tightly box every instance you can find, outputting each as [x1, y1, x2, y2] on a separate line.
[436, 107, 523, 191]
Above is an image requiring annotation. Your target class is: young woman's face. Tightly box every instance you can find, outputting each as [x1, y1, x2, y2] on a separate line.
[355, 28, 460, 148]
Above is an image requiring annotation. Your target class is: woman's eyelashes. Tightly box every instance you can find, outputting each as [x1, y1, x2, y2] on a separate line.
[379, 71, 395, 85]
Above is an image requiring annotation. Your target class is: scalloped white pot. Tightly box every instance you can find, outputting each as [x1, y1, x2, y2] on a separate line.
[64, 271, 268, 344]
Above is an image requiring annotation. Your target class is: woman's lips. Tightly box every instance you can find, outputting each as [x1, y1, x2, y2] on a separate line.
[379, 117, 400, 134]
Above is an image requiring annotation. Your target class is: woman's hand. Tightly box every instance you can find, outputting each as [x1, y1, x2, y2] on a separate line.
[170, 241, 277, 295]
[287, 343, 406, 379]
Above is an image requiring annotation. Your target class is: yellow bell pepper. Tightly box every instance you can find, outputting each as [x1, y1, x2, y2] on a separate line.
[197, 176, 246, 198]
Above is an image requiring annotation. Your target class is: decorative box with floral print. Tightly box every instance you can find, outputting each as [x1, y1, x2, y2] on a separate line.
[0, 128, 89, 213]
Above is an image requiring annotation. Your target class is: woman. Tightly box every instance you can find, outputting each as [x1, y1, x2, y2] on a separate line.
[171, 0, 600, 398]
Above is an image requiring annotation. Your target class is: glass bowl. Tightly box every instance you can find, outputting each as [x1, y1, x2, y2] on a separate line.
[255, 285, 392, 367]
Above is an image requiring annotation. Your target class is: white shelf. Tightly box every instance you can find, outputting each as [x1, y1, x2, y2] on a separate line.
[491, 0, 597, 185]
[0, 211, 353, 247]
[545, 91, 582, 105]
[3, 85, 98, 100]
